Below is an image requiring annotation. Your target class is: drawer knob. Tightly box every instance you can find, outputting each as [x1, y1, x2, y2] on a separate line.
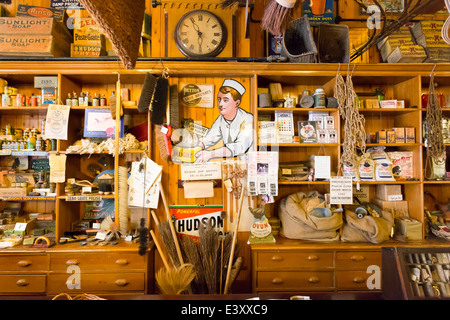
[271, 277, 283, 284]
[307, 255, 319, 261]
[350, 255, 366, 262]
[271, 255, 283, 262]
[115, 259, 129, 266]
[16, 279, 29, 287]
[308, 276, 320, 283]
[65, 259, 80, 266]
[17, 260, 32, 267]
[353, 277, 365, 284]
[115, 279, 129, 287]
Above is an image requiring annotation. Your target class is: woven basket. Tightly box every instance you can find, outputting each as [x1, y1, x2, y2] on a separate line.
[280, 15, 317, 63]
[317, 23, 350, 63]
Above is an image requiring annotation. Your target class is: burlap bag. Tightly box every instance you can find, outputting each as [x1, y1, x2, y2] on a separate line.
[341, 208, 394, 244]
[278, 191, 343, 241]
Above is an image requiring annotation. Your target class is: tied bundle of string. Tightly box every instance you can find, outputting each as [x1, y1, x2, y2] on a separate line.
[425, 73, 446, 177]
[334, 66, 366, 172]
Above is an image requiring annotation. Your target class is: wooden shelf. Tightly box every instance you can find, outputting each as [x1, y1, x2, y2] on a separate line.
[257, 108, 338, 112]
[260, 143, 339, 147]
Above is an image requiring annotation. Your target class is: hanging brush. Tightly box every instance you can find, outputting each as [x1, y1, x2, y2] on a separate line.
[151, 77, 169, 125]
[261, 0, 298, 36]
[138, 72, 158, 113]
[138, 217, 148, 256]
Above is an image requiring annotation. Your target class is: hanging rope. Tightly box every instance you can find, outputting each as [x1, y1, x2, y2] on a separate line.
[425, 72, 446, 178]
[335, 66, 366, 171]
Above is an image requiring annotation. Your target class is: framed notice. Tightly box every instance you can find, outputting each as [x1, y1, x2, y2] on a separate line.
[84, 108, 124, 138]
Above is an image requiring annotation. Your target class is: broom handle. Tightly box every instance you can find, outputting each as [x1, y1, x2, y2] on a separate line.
[224, 187, 246, 294]
[150, 230, 171, 270]
[114, 79, 121, 228]
[158, 180, 184, 265]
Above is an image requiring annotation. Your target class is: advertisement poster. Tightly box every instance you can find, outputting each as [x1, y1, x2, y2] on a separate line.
[170, 205, 224, 241]
[303, 0, 334, 26]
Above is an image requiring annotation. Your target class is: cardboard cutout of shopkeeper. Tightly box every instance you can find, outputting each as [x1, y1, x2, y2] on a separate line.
[195, 79, 254, 163]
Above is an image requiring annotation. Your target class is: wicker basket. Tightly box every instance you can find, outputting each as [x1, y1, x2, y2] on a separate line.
[317, 23, 350, 63]
[280, 15, 317, 63]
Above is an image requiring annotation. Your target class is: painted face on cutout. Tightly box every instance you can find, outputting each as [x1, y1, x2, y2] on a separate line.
[217, 91, 239, 120]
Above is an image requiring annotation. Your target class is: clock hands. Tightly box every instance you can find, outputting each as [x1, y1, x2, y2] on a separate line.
[191, 18, 203, 51]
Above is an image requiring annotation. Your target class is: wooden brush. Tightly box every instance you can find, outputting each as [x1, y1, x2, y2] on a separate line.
[138, 72, 157, 113]
[151, 77, 169, 125]
[138, 218, 148, 256]
[261, 0, 298, 36]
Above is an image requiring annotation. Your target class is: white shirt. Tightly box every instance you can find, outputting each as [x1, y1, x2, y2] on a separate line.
[200, 108, 254, 158]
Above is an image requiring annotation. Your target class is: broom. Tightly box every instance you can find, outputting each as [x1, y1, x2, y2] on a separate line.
[155, 263, 196, 295]
[261, 0, 298, 36]
[118, 166, 128, 236]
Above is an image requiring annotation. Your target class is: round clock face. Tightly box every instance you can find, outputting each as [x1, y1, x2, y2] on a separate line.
[174, 10, 227, 58]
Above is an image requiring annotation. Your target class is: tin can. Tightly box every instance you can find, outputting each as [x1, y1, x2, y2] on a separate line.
[51, 139, 57, 151]
[2, 94, 10, 107]
[44, 139, 51, 151]
[5, 124, 12, 135]
[31, 95, 38, 107]
[313, 88, 326, 108]
[16, 94, 25, 107]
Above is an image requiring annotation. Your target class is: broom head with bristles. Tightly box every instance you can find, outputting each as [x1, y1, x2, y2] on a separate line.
[261, 0, 298, 36]
[156, 263, 196, 295]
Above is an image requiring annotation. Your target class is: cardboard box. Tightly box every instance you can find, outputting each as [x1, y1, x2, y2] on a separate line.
[376, 184, 402, 201]
[393, 127, 405, 143]
[380, 38, 414, 62]
[394, 217, 422, 240]
[73, 28, 106, 46]
[16, 5, 65, 22]
[374, 198, 409, 218]
[71, 44, 106, 57]
[387, 130, 396, 143]
[378, 130, 386, 144]
[0, 188, 27, 197]
[386, 45, 427, 63]
[0, 34, 70, 58]
[0, 17, 71, 42]
[365, 99, 379, 109]
[405, 127, 415, 143]
[380, 100, 397, 108]
[388, 151, 414, 179]
[353, 184, 370, 204]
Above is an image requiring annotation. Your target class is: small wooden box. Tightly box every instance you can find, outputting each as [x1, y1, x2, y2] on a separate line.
[0, 17, 71, 42]
[0, 34, 70, 57]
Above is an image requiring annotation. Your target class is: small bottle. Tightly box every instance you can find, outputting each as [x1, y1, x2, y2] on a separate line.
[84, 91, 91, 106]
[92, 93, 100, 106]
[100, 94, 107, 106]
[78, 92, 85, 106]
[72, 92, 78, 106]
[66, 92, 72, 106]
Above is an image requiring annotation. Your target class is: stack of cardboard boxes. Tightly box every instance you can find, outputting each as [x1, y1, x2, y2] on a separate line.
[374, 184, 422, 240]
[377, 26, 427, 63]
[411, 20, 450, 62]
[71, 17, 106, 58]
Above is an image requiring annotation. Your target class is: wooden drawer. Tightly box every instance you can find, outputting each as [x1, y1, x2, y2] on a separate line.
[336, 270, 381, 291]
[335, 251, 381, 270]
[0, 275, 46, 293]
[47, 272, 145, 294]
[50, 253, 146, 271]
[0, 255, 49, 272]
[256, 251, 333, 269]
[256, 271, 334, 291]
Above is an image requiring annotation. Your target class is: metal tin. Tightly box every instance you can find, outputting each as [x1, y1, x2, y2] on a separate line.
[51, 139, 57, 151]
[313, 88, 326, 108]
[30, 95, 38, 107]
[2, 94, 10, 107]
[16, 94, 25, 107]
[5, 124, 11, 135]
[41, 119, 46, 136]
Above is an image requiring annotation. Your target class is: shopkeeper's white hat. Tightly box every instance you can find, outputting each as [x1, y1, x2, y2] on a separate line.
[221, 79, 246, 96]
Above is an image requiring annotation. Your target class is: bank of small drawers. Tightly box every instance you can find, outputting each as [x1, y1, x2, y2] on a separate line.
[252, 249, 382, 293]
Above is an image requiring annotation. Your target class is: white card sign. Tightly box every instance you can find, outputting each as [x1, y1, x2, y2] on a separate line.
[330, 176, 353, 205]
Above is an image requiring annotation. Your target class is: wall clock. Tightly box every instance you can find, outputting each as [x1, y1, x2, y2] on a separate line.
[174, 9, 228, 58]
